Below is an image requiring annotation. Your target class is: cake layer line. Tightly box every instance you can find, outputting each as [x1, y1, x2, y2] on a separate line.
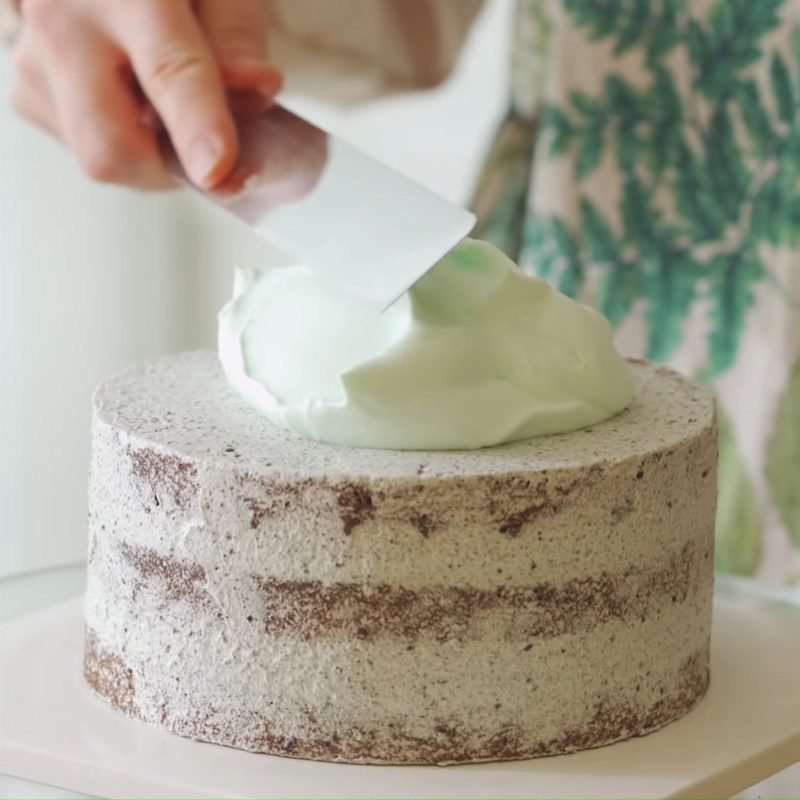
[88, 417, 717, 589]
[84, 629, 710, 765]
[107, 537, 710, 642]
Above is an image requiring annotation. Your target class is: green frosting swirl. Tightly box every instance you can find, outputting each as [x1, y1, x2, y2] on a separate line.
[218, 239, 634, 450]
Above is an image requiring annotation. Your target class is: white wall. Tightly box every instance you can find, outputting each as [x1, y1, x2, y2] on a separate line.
[0, 0, 513, 579]
[0, 102, 197, 578]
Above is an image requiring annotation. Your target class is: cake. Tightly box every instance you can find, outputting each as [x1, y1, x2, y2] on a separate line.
[84, 351, 716, 765]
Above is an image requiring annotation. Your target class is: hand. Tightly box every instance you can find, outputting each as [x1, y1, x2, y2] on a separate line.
[215, 107, 329, 212]
[10, 0, 282, 190]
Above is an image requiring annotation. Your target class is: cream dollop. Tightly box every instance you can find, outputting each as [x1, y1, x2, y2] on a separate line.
[218, 239, 634, 450]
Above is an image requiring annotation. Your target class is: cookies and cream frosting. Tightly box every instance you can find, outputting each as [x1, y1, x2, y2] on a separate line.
[218, 239, 633, 450]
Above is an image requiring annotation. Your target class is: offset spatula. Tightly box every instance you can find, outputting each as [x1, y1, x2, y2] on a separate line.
[169, 103, 475, 309]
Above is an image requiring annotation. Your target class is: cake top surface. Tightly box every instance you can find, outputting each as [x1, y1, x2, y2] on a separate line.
[94, 351, 714, 480]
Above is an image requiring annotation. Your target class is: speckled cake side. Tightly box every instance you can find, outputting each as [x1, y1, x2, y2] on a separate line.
[83, 351, 717, 765]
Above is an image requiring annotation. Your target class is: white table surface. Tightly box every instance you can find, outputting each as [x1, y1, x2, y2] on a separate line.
[1, 572, 799, 800]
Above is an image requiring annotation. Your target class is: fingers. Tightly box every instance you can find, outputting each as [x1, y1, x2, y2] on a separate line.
[227, 88, 276, 121]
[196, 0, 282, 96]
[13, 0, 277, 191]
[26, 7, 172, 189]
[18, 0, 174, 190]
[196, 0, 268, 64]
[114, 0, 238, 188]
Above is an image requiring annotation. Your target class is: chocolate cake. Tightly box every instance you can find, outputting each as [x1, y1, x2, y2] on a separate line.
[84, 351, 717, 764]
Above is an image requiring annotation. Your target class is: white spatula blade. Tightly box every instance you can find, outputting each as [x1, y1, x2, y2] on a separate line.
[176, 104, 475, 308]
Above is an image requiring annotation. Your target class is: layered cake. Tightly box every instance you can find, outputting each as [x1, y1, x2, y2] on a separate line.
[85, 351, 715, 764]
[84, 240, 717, 764]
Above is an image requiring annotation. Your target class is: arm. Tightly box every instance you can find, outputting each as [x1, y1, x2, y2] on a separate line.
[268, 0, 484, 103]
[4, 0, 483, 190]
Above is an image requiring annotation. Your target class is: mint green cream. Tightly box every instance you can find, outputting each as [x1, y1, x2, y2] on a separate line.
[218, 239, 634, 450]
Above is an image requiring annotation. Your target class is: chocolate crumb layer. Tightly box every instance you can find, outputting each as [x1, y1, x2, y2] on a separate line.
[84, 629, 137, 717]
[115, 536, 705, 642]
[129, 448, 198, 511]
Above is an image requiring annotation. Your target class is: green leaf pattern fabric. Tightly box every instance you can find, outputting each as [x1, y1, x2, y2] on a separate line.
[473, 0, 800, 586]
[715, 411, 763, 576]
[766, 358, 800, 547]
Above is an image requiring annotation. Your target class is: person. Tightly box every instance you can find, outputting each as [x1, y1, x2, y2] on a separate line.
[1, 0, 480, 187]
[4, 0, 799, 588]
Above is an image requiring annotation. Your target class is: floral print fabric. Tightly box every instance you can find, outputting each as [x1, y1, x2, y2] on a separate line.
[473, 0, 800, 586]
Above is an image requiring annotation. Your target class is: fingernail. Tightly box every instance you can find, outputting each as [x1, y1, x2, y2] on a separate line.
[189, 135, 224, 187]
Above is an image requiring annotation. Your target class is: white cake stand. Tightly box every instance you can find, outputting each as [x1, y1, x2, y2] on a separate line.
[1, 573, 799, 800]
